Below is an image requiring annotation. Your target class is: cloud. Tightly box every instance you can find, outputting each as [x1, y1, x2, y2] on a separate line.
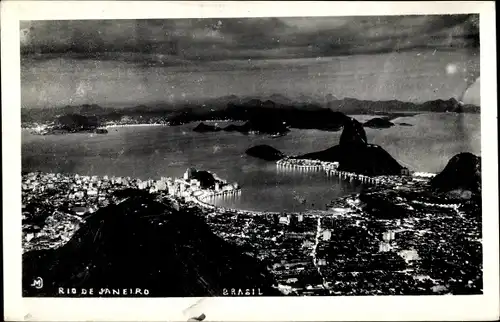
[20, 15, 479, 62]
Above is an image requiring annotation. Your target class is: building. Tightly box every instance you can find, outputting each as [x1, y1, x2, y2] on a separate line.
[190, 179, 201, 188]
[382, 231, 396, 242]
[398, 249, 420, 263]
[318, 259, 327, 266]
[279, 216, 290, 225]
[401, 167, 411, 176]
[379, 241, 392, 252]
[155, 181, 167, 191]
[73, 191, 85, 199]
[184, 167, 196, 180]
[322, 230, 332, 241]
[302, 240, 314, 248]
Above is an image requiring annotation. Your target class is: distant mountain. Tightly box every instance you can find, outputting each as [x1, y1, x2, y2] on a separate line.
[325, 97, 479, 114]
[267, 93, 295, 105]
[220, 101, 347, 132]
[223, 117, 290, 136]
[245, 145, 285, 161]
[296, 117, 403, 175]
[21, 95, 479, 129]
[193, 122, 222, 133]
[431, 152, 481, 194]
[203, 94, 245, 106]
[38, 113, 107, 134]
[22, 193, 280, 297]
[363, 117, 395, 129]
[55, 113, 100, 129]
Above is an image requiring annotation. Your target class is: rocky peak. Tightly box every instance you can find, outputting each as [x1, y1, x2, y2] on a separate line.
[339, 117, 368, 146]
[430, 152, 481, 193]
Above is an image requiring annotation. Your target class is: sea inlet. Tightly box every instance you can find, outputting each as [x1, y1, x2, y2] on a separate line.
[22, 113, 480, 212]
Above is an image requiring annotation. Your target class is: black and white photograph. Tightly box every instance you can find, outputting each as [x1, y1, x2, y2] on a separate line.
[2, 1, 499, 321]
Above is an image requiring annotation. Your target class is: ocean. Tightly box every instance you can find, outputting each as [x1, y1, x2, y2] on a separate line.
[21, 113, 481, 212]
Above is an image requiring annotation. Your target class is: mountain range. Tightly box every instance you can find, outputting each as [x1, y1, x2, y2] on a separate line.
[21, 95, 479, 127]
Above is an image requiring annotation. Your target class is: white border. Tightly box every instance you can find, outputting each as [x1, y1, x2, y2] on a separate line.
[2, 1, 498, 321]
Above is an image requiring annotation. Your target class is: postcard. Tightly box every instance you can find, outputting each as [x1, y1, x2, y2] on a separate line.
[2, 1, 499, 321]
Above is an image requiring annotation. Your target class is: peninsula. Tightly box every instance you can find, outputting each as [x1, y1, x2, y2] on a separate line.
[295, 117, 404, 176]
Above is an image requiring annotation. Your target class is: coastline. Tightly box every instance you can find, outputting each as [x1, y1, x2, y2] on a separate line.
[21, 123, 171, 132]
[103, 123, 170, 128]
[188, 163, 437, 215]
[21, 120, 232, 132]
[21, 162, 438, 219]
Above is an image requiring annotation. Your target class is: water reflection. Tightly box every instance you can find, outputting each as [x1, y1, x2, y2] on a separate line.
[207, 163, 364, 212]
[207, 189, 242, 205]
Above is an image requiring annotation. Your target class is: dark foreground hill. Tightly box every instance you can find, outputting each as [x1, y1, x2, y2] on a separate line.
[22, 193, 280, 297]
[296, 117, 403, 175]
[431, 152, 481, 194]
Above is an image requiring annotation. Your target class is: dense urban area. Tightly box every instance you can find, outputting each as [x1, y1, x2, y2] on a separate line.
[22, 154, 482, 296]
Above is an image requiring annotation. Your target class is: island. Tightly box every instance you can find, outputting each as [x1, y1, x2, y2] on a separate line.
[245, 145, 286, 161]
[363, 117, 395, 129]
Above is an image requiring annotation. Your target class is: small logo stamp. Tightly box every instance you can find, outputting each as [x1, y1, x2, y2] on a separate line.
[31, 277, 43, 289]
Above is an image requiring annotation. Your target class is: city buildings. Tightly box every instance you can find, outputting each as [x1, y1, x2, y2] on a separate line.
[22, 166, 482, 296]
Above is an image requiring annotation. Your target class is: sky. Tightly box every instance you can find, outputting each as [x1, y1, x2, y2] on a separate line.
[20, 15, 481, 108]
[21, 15, 479, 60]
